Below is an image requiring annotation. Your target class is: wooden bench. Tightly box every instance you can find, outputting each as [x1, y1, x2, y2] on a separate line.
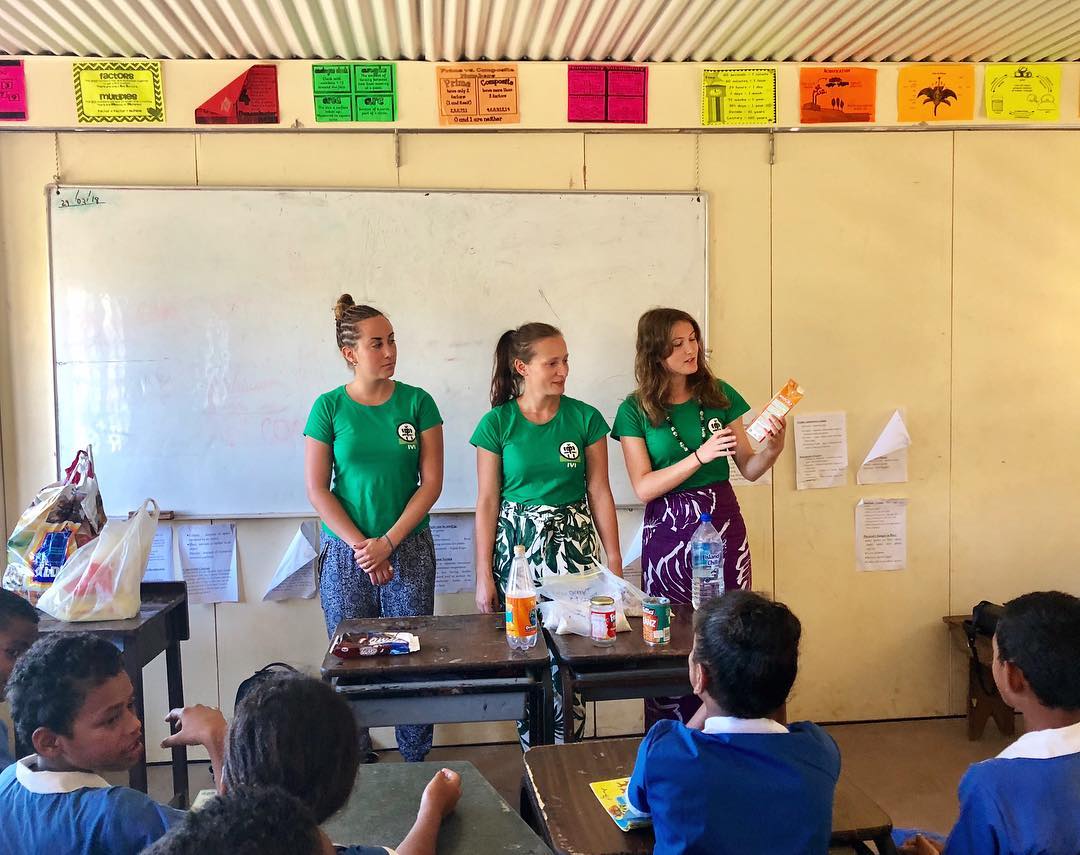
[943, 615, 1016, 740]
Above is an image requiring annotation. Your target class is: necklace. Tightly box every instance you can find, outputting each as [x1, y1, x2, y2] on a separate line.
[665, 403, 705, 453]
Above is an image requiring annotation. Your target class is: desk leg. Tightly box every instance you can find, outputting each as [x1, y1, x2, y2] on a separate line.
[165, 638, 190, 808]
[121, 645, 148, 794]
[874, 832, 900, 855]
[542, 663, 554, 746]
[560, 667, 576, 743]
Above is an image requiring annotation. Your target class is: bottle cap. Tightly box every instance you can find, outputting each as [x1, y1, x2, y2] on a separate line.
[513, 545, 526, 555]
[700, 513, 711, 523]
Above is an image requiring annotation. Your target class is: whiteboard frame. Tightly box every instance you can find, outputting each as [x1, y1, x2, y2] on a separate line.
[46, 184, 710, 518]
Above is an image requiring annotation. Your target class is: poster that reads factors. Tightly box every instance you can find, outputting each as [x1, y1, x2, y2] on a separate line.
[701, 67, 777, 126]
[73, 61, 165, 124]
[312, 62, 397, 122]
[985, 64, 1060, 121]
[436, 64, 519, 126]
[799, 66, 876, 124]
[897, 65, 975, 122]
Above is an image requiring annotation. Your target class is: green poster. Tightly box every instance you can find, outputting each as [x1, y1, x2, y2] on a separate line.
[312, 63, 396, 122]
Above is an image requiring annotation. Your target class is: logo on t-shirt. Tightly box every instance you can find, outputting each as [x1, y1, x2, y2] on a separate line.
[397, 422, 418, 447]
[559, 441, 580, 467]
[707, 417, 723, 434]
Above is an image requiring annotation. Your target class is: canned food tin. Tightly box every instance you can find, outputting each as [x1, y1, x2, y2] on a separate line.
[642, 596, 672, 645]
[590, 595, 617, 646]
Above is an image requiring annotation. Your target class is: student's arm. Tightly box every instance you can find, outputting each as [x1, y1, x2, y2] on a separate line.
[625, 727, 656, 816]
[473, 449, 501, 613]
[305, 437, 368, 547]
[584, 438, 622, 576]
[355, 425, 444, 571]
[161, 705, 228, 784]
[395, 769, 462, 855]
[731, 415, 786, 482]
[619, 432, 735, 504]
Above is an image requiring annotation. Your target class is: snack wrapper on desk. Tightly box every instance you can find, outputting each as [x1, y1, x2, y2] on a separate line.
[331, 631, 421, 659]
[536, 567, 646, 637]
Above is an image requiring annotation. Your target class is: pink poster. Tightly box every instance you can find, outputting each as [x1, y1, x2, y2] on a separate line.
[0, 60, 28, 121]
[568, 64, 647, 123]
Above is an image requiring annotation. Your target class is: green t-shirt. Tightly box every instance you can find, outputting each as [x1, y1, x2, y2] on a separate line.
[304, 382, 442, 540]
[611, 380, 750, 492]
[470, 396, 610, 507]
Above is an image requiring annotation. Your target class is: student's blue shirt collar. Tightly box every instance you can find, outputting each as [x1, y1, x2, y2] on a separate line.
[14, 755, 111, 794]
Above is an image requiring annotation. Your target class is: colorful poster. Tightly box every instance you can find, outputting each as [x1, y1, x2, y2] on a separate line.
[195, 64, 278, 124]
[0, 60, 28, 121]
[312, 62, 397, 122]
[897, 65, 974, 122]
[567, 64, 647, 123]
[73, 61, 164, 124]
[799, 66, 876, 124]
[701, 67, 776, 126]
[985, 64, 1060, 121]
[436, 64, 519, 126]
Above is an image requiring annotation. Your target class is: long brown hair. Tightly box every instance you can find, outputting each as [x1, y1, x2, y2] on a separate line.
[333, 293, 384, 367]
[633, 307, 730, 426]
[490, 322, 562, 407]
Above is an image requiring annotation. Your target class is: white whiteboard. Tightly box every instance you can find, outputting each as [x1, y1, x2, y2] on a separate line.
[49, 186, 707, 516]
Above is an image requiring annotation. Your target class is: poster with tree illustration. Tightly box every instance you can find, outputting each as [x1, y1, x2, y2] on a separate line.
[898, 65, 974, 122]
[800, 67, 876, 124]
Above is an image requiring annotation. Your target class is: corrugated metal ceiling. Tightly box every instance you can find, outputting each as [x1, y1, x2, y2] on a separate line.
[1, 0, 1079, 63]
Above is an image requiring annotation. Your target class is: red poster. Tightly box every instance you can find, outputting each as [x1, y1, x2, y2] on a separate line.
[0, 60, 28, 121]
[195, 65, 279, 125]
[568, 64, 647, 123]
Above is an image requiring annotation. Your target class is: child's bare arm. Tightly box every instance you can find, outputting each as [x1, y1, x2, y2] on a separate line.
[162, 705, 228, 784]
[395, 769, 462, 855]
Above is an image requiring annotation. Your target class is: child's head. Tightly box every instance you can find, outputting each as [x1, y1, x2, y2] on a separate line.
[0, 589, 39, 693]
[222, 673, 359, 823]
[691, 590, 802, 719]
[993, 591, 1080, 713]
[144, 786, 333, 855]
[7, 632, 142, 771]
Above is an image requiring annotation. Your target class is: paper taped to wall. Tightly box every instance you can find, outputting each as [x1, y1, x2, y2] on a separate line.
[858, 410, 910, 485]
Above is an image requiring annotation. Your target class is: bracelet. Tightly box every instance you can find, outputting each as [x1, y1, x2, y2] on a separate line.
[693, 449, 703, 465]
[382, 533, 396, 552]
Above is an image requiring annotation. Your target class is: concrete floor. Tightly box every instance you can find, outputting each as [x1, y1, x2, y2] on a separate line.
[139, 713, 1019, 845]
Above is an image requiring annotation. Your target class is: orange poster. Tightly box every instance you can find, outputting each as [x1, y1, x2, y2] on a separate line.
[436, 64, 519, 126]
[800, 67, 876, 124]
[898, 65, 974, 122]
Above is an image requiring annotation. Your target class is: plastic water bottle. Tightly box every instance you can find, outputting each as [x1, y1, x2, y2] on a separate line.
[505, 545, 538, 650]
[690, 513, 725, 609]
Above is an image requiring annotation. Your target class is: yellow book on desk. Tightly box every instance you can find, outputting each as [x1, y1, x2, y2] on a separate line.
[589, 777, 652, 831]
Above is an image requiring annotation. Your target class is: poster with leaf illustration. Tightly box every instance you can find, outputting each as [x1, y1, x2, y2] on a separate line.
[800, 67, 876, 124]
[898, 65, 974, 122]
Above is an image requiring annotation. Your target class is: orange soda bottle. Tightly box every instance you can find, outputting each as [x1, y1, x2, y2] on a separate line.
[505, 545, 538, 650]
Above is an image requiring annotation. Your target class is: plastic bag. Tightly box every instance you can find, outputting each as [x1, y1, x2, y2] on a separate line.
[37, 500, 159, 622]
[535, 568, 648, 637]
[4, 448, 106, 604]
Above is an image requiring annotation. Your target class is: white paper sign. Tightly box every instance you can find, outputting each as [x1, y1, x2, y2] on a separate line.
[143, 527, 176, 583]
[178, 523, 239, 604]
[795, 412, 848, 489]
[855, 498, 907, 571]
[857, 410, 911, 485]
[622, 520, 645, 569]
[264, 521, 319, 601]
[431, 515, 475, 594]
[729, 411, 773, 487]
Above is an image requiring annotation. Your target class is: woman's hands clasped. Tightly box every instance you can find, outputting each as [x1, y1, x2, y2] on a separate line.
[353, 538, 394, 586]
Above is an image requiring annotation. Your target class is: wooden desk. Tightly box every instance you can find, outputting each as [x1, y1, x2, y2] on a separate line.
[321, 614, 554, 745]
[520, 737, 897, 855]
[36, 581, 190, 806]
[543, 609, 694, 742]
[944, 615, 1016, 740]
[324, 760, 552, 854]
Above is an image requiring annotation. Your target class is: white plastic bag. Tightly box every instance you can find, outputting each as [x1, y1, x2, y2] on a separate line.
[37, 500, 159, 622]
[535, 567, 648, 637]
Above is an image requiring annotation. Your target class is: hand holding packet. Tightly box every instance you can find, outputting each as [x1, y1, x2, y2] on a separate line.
[746, 379, 804, 442]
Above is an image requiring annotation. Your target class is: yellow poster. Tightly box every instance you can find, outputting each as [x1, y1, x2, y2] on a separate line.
[897, 65, 974, 122]
[73, 61, 165, 124]
[985, 64, 1059, 121]
[701, 68, 776, 126]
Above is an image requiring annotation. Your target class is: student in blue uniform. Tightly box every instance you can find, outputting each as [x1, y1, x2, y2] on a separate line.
[0, 590, 39, 770]
[145, 785, 335, 855]
[626, 590, 840, 855]
[897, 590, 1080, 855]
[208, 672, 461, 855]
[0, 633, 226, 855]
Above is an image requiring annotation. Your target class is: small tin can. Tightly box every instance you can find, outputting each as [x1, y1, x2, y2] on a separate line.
[642, 596, 672, 645]
[590, 595, 617, 646]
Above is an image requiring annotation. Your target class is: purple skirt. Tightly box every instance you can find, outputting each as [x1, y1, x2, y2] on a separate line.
[642, 480, 751, 726]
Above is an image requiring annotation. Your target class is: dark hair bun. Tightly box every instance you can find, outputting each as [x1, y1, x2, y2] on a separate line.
[333, 294, 356, 321]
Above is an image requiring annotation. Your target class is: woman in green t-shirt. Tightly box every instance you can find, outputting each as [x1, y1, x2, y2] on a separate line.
[303, 295, 444, 763]
[612, 307, 786, 726]
[470, 322, 622, 745]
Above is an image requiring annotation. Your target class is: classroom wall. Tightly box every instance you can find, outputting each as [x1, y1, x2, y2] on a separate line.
[3, 58, 1080, 756]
